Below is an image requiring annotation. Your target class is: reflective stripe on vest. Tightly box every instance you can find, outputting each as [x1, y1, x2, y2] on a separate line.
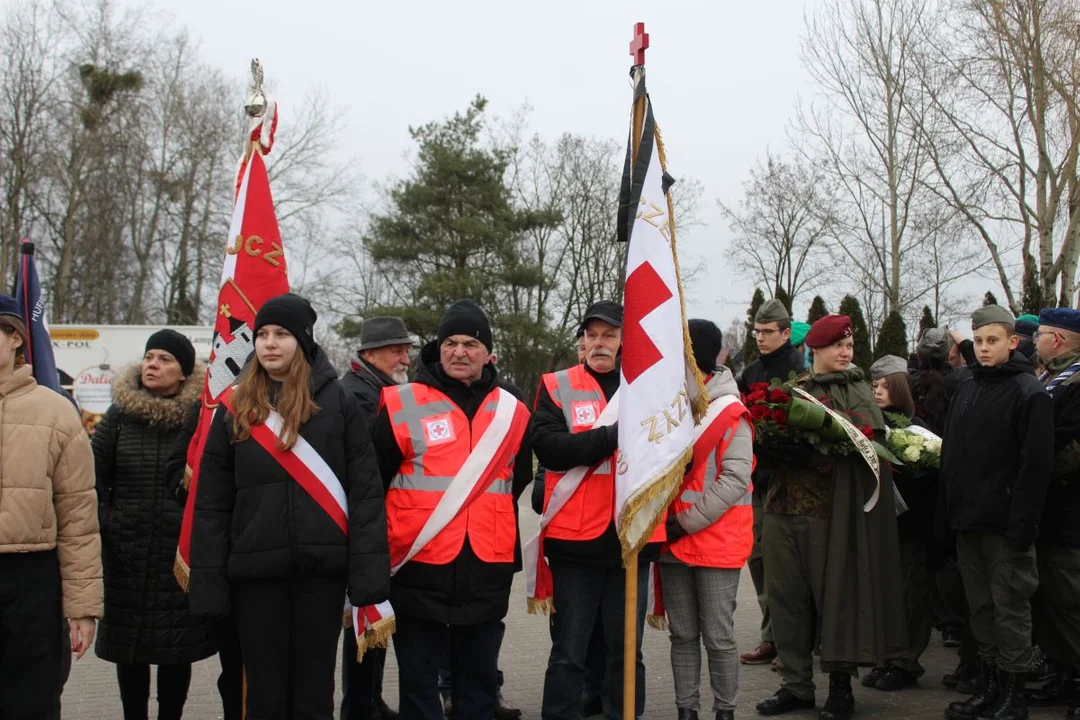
[551, 368, 612, 475]
[389, 387, 512, 496]
[680, 423, 753, 509]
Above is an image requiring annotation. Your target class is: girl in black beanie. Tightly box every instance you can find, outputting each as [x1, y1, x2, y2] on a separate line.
[189, 293, 390, 719]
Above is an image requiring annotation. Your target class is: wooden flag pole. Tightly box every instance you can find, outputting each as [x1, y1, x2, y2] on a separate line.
[623, 21, 649, 720]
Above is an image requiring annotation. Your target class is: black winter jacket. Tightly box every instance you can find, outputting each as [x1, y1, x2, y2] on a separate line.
[939, 352, 1053, 550]
[188, 349, 390, 617]
[341, 358, 396, 422]
[737, 342, 806, 393]
[531, 362, 651, 567]
[93, 364, 216, 665]
[369, 342, 533, 625]
[1040, 353, 1080, 547]
[164, 403, 200, 508]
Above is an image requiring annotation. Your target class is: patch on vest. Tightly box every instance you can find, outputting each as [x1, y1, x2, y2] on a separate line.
[571, 401, 600, 427]
[423, 414, 455, 445]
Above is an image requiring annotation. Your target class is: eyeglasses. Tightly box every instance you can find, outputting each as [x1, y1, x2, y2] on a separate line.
[752, 328, 780, 338]
[1033, 330, 1063, 341]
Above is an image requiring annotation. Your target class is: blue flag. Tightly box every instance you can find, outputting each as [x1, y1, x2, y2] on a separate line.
[14, 239, 60, 392]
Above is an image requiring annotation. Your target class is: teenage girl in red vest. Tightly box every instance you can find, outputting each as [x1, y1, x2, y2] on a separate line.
[189, 293, 390, 720]
[661, 320, 754, 720]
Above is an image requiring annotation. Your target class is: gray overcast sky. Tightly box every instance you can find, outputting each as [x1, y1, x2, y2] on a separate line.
[137, 0, 819, 330]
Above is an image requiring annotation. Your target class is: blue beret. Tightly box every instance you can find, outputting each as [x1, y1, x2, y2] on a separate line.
[0, 294, 20, 321]
[1039, 307, 1080, 335]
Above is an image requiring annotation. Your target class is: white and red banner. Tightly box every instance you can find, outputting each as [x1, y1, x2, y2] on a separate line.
[614, 74, 707, 562]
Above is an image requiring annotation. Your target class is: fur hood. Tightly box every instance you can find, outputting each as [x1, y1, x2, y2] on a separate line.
[110, 361, 205, 429]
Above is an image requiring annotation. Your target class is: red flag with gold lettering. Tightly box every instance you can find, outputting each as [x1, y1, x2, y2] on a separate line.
[175, 96, 288, 589]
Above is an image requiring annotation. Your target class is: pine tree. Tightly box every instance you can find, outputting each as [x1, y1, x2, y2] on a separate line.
[742, 288, 765, 366]
[983, 291, 999, 306]
[838, 295, 873, 371]
[875, 310, 909, 361]
[807, 295, 829, 325]
[918, 306, 936, 337]
[774, 286, 794, 316]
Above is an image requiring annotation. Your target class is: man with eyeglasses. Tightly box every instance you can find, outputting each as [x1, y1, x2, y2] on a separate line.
[1028, 308, 1080, 714]
[736, 298, 805, 668]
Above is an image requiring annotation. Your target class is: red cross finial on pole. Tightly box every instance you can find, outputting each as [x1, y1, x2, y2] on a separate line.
[630, 22, 650, 66]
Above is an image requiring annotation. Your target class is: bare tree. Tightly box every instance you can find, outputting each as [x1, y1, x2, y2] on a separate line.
[720, 151, 838, 304]
[916, 0, 1080, 311]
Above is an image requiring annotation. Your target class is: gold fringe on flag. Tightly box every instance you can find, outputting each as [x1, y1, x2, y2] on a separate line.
[355, 617, 397, 663]
[647, 614, 668, 631]
[173, 551, 191, 592]
[527, 597, 554, 616]
[617, 445, 693, 565]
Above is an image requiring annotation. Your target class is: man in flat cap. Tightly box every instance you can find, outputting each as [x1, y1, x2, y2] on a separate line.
[737, 298, 805, 668]
[340, 316, 417, 719]
[1027, 308, 1080, 713]
[940, 305, 1053, 720]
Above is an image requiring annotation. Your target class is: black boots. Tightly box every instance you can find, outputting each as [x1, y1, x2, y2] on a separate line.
[715, 711, 735, 720]
[755, 688, 815, 715]
[819, 672, 854, 720]
[946, 661, 1000, 719]
[1026, 664, 1076, 706]
[676, 709, 698, 720]
[945, 635, 980, 692]
[979, 669, 1027, 720]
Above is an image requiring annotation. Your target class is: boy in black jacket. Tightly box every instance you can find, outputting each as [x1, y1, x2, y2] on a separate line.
[940, 304, 1053, 720]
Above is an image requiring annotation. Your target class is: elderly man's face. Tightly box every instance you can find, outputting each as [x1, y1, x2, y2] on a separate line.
[363, 344, 412, 383]
[584, 320, 621, 374]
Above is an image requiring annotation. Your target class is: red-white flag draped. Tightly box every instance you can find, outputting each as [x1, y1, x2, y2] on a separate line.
[614, 70, 707, 562]
[174, 96, 288, 589]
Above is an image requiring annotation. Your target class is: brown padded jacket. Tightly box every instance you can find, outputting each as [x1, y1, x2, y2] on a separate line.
[0, 365, 103, 619]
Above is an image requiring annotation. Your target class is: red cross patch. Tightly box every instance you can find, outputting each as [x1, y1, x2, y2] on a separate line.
[571, 401, 600, 428]
[423, 414, 455, 445]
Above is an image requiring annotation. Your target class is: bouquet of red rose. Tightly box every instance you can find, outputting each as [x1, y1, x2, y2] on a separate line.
[743, 380, 892, 469]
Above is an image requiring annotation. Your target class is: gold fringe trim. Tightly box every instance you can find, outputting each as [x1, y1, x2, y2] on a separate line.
[182, 465, 192, 491]
[617, 445, 694, 566]
[342, 608, 352, 630]
[647, 614, 668, 631]
[356, 617, 396, 662]
[173, 551, 190, 593]
[527, 597, 554, 616]
[654, 120, 709, 424]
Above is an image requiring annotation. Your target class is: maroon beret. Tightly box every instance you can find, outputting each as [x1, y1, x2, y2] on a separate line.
[805, 314, 853, 349]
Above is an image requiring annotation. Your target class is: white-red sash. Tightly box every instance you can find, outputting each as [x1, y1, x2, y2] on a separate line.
[524, 392, 620, 613]
[218, 389, 348, 533]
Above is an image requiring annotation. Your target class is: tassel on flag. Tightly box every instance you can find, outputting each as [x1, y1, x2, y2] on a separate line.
[174, 61, 289, 590]
[13, 239, 62, 394]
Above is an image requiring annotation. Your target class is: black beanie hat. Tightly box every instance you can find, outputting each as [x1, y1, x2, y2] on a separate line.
[437, 299, 493, 351]
[145, 329, 195, 377]
[688, 319, 724, 375]
[254, 293, 319, 362]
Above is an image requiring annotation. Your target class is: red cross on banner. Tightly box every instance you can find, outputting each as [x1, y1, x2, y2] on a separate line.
[621, 261, 672, 383]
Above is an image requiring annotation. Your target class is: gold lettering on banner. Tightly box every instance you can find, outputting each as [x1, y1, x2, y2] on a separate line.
[244, 235, 264, 257]
[640, 390, 692, 444]
[263, 242, 284, 267]
[616, 449, 628, 476]
[225, 234, 244, 255]
[636, 197, 672, 242]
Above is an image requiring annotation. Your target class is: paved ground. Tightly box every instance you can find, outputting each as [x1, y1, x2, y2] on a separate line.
[63, 502, 1068, 719]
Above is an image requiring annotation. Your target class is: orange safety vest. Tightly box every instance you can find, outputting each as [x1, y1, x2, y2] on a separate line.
[383, 382, 528, 565]
[667, 399, 755, 568]
[540, 364, 665, 544]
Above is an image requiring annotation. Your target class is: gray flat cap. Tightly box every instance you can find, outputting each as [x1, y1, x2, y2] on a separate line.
[870, 354, 909, 381]
[755, 299, 790, 324]
[971, 305, 1015, 331]
[358, 316, 417, 351]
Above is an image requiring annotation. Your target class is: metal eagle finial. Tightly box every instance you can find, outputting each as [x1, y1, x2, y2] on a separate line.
[245, 58, 267, 118]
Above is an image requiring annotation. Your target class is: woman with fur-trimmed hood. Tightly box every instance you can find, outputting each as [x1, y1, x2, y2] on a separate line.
[93, 330, 216, 720]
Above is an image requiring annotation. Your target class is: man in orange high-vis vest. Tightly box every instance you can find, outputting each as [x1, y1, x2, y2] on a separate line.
[533, 300, 664, 720]
[368, 300, 533, 720]
[659, 319, 754, 720]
